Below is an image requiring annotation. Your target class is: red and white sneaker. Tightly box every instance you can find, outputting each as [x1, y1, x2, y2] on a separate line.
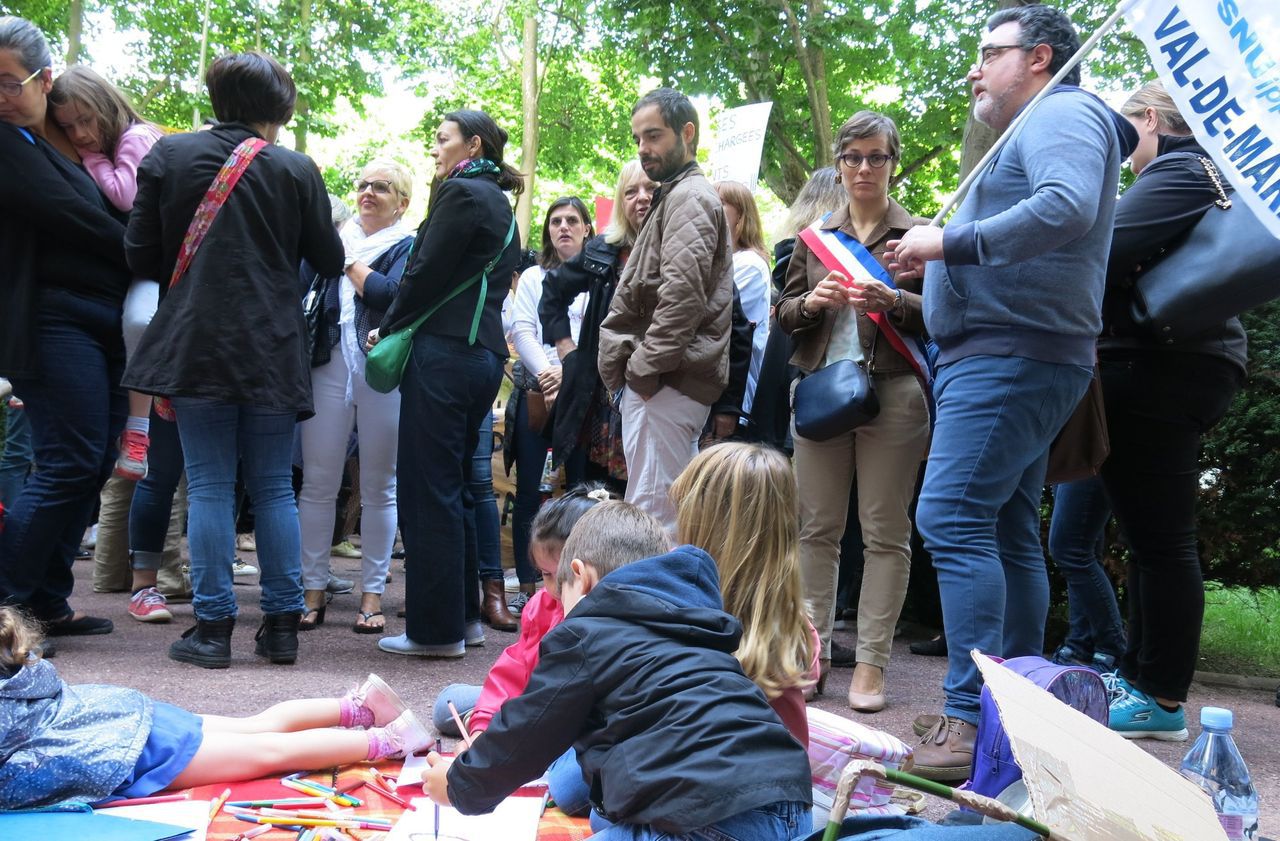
[114, 429, 150, 481]
[128, 587, 172, 623]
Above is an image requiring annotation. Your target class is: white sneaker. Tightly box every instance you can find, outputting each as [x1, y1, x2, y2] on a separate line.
[232, 558, 259, 577]
[348, 673, 409, 727]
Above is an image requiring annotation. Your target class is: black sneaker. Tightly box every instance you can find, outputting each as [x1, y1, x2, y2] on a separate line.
[830, 640, 857, 667]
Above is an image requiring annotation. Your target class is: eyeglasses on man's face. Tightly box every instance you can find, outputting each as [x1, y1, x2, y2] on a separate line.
[975, 44, 1027, 68]
[836, 152, 894, 170]
[355, 179, 396, 195]
[0, 67, 45, 98]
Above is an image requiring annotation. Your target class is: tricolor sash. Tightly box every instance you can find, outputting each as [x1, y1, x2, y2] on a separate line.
[797, 217, 934, 409]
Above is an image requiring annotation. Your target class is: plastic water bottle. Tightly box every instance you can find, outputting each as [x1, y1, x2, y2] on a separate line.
[1179, 706, 1260, 840]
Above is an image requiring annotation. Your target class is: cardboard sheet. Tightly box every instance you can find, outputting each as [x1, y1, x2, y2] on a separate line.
[974, 651, 1229, 841]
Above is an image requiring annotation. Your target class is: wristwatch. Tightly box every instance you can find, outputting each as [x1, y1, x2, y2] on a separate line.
[799, 296, 820, 320]
[890, 288, 904, 313]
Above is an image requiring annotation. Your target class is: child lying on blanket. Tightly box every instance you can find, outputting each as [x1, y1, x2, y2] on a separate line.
[0, 605, 429, 810]
[423, 501, 813, 841]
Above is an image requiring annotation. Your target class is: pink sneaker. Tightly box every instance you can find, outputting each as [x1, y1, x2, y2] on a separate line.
[379, 709, 431, 759]
[114, 429, 150, 481]
[348, 673, 409, 727]
[128, 587, 172, 623]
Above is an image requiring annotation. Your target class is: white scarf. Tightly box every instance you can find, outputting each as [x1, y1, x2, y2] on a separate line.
[337, 217, 414, 403]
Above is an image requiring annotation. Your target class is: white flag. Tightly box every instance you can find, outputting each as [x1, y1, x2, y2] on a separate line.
[1126, 1, 1280, 240]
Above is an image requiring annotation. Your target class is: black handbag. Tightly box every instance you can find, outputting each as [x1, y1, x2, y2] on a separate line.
[1130, 155, 1280, 341]
[792, 358, 879, 442]
[303, 273, 332, 367]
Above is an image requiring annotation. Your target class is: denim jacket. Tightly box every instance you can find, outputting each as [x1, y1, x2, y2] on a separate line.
[0, 658, 153, 809]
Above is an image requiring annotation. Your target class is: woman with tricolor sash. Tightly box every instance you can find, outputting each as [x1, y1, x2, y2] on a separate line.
[776, 110, 932, 713]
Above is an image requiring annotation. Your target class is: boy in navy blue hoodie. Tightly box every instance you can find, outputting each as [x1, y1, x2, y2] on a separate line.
[422, 500, 812, 840]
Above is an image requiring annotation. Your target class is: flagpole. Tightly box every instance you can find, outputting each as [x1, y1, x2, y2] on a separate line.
[932, 0, 1141, 225]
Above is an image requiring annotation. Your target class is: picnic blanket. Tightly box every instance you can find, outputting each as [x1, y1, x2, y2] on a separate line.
[187, 761, 592, 840]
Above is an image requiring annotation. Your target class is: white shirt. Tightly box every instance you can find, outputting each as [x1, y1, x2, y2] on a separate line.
[511, 264, 588, 375]
[732, 249, 772, 415]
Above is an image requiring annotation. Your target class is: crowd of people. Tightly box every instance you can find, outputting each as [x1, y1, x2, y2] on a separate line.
[0, 2, 1253, 830]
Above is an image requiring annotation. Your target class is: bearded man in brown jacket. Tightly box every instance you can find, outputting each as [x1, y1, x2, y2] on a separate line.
[597, 87, 734, 535]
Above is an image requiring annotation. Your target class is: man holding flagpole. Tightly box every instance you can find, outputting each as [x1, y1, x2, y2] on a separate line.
[887, 4, 1138, 780]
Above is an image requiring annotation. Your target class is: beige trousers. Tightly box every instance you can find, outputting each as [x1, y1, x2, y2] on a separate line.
[92, 473, 191, 598]
[621, 385, 710, 538]
[794, 372, 930, 666]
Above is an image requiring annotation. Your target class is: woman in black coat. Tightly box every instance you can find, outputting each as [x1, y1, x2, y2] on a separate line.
[1098, 83, 1247, 739]
[370, 109, 522, 658]
[0, 16, 127, 639]
[123, 52, 343, 670]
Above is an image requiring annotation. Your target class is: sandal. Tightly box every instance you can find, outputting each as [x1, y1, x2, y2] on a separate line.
[299, 605, 326, 631]
[353, 611, 385, 634]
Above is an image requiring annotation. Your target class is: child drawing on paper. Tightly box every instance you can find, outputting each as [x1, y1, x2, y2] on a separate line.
[670, 441, 821, 745]
[0, 606, 429, 810]
[422, 501, 813, 840]
[431, 485, 615, 816]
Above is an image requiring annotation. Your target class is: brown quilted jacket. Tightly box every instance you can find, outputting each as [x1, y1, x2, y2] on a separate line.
[597, 163, 734, 405]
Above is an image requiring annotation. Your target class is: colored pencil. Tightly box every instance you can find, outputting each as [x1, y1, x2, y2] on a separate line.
[434, 737, 442, 838]
[97, 793, 190, 808]
[238, 814, 393, 830]
[228, 798, 331, 808]
[230, 824, 276, 841]
[446, 702, 474, 748]
[208, 787, 232, 821]
[366, 780, 414, 810]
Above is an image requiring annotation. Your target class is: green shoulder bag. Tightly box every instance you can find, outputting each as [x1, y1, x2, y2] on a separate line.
[365, 214, 517, 394]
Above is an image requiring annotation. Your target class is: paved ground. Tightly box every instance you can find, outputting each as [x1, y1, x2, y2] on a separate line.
[54, 551, 1280, 832]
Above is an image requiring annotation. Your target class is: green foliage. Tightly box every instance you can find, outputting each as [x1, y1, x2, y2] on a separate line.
[1199, 301, 1280, 589]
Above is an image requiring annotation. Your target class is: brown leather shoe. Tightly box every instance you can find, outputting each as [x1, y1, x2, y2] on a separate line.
[911, 714, 976, 781]
[482, 579, 518, 631]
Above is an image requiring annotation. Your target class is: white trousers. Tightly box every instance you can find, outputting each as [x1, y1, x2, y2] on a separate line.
[297, 351, 400, 594]
[620, 385, 709, 538]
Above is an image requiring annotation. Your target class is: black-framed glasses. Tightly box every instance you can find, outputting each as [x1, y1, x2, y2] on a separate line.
[355, 179, 396, 195]
[976, 43, 1027, 68]
[836, 152, 895, 170]
[0, 67, 45, 98]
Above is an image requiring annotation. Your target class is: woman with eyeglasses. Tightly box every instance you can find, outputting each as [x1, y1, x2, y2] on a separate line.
[777, 111, 931, 713]
[295, 160, 414, 635]
[0, 16, 127, 641]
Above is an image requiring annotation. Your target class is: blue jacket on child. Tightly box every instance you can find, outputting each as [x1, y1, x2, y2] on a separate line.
[446, 545, 812, 833]
[0, 657, 153, 809]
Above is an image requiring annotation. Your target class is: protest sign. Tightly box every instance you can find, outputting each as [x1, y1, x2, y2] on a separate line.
[710, 101, 773, 190]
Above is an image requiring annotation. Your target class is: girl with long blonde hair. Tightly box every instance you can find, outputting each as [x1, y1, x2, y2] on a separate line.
[671, 441, 818, 745]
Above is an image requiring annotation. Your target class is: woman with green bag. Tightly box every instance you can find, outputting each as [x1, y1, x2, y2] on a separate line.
[367, 109, 522, 657]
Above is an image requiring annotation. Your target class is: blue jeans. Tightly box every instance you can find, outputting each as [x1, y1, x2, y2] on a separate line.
[129, 412, 184, 570]
[1048, 477, 1124, 661]
[0, 288, 126, 621]
[590, 800, 810, 841]
[916, 355, 1092, 723]
[513, 391, 552, 585]
[0, 401, 33, 509]
[799, 814, 1038, 840]
[398, 333, 504, 645]
[469, 411, 504, 581]
[173, 398, 302, 620]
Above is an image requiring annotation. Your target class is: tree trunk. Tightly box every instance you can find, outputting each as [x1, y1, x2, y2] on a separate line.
[293, 0, 312, 154]
[192, 0, 213, 129]
[515, 10, 539, 247]
[66, 0, 83, 65]
[958, 0, 1033, 179]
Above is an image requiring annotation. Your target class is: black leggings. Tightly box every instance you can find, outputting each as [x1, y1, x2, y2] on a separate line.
[1099, 349, 1242, 702]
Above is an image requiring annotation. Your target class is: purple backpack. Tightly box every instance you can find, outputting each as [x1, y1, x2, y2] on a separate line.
[967, 655, 1108, 802]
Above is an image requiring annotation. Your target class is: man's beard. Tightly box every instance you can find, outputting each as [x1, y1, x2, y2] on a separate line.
[642, 137, 688, 182]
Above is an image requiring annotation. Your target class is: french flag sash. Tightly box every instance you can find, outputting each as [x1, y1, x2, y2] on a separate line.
[797, 217, 934, 408]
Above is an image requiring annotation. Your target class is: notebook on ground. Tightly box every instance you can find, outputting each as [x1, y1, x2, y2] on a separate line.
[0, 808, 197, 841]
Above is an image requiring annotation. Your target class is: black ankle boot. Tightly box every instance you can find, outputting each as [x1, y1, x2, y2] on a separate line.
[169, 617, 235, 669]
[255, 612, 301, 665]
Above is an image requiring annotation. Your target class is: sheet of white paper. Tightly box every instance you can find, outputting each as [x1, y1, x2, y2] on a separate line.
[388, 796, 542, 841]
[397, 753, 549, 789]
[98, 800, 210, 841]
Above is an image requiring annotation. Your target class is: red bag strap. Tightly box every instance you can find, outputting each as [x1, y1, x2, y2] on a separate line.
[168, 137, 269, 288]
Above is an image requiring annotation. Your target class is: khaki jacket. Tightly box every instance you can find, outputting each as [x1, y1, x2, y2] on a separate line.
[776, 200, 927, 375]
[597, 163, 734, 405]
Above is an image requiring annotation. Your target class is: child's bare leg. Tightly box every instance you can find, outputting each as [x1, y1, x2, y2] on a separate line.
[200, 699, 342, 734]
[128, 390, 152, 420]
[166, 729, 370, 790]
